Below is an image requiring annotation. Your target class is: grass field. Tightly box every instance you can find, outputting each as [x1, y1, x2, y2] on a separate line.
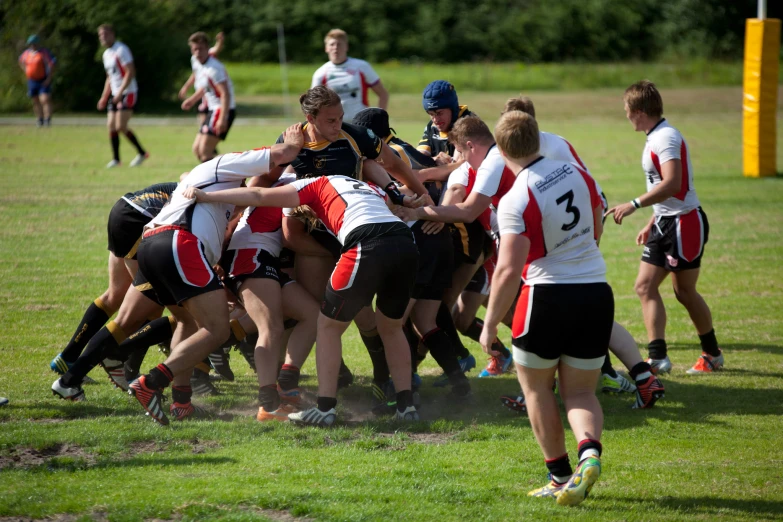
[1, 87, 782, 521]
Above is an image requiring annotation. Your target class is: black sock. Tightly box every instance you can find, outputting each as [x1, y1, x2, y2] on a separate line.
[60, 321, 126, 387]
[361, 330, 390, 384]
[577, 439, 602, 462]
[436, 302, 470, 359]
[172, 385, 192, 405]
[464, 318, 483, 342]
[277, 364, 300, 391]
[317, 396, 337, 412]
[601, 354, 618, 377]
[61, 298, 110, 362]
[110, 131, 120, 161]
[124, 347, 149, 382]
[403, 320, 422, 368]
[698, 329, 720, 357]
[421, 328, 461, 375]
[146, 363, 174, 390]
[545, 454, 573, 484]
[258, 384, 280, 411]
[629, 361, 653, 383]
[113, 316, 174, 361]
[123, 129, 145, 155]
[648, 339, 667, 359]
[396, 390, 413, 412]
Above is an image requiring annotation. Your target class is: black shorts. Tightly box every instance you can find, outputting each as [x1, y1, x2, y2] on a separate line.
[107, 92, 137, 112]
[450, 220, 488, 265]
[200, 108, 236, 140]
[220, 248, 292, 297]
[511, 283, 614, 370]
[322, 224, 418, 322]
[643, 207, 709, 271]
[134, 226, 224, 306]
[465, 266, 489, 295]
[309, 224, 342, 260]
[107, 198, 149, 259]
[279, 248, 296, 269]
[411, 221, 453, 301]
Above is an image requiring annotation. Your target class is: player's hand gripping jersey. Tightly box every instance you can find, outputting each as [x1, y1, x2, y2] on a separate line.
[642, 119, 700, 217]
[497, 157, 606, 285]
[102, 41, 138, 96]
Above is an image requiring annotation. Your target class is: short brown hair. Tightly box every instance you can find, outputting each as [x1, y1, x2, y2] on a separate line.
[502, 95, 535, 118]
[97, 24, 114, 34]
[448, 115, 495, 148]
[495, 111, 540, 160]
[188, 32, 209, 46]
[299, 86, 342, 117]
[324, 29, 348, 44]
[624, 80, 663, 118]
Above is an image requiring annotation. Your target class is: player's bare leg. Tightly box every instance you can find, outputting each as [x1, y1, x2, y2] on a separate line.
[197, 134, 220, 163]
[314, 314, 350, 399]
[443, 255, 483, 309]
[106, 111, 120, 167]
[634, 262, 672, 372]
[517, 363, 564, 458]
[31, 95, 43, 124]
[116, 110, 146, 166]
[280, 282, 318, 368]
[671, 268, 723, 373]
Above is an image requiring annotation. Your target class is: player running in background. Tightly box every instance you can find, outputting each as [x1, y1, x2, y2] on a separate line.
[311, 29, 389, 123]
[606, 80, 722, 375]
[181, 32, 236, 163]
[18, 34, 56, 127]
[97, 24, 147, 168]
[481, 111, 611, 506]
[179, 32, 224, 128]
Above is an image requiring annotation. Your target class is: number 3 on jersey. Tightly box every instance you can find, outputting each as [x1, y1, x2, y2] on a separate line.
[556, 190, 581, 231]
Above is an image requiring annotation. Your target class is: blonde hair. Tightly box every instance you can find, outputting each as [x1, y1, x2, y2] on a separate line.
[448, 115, 494, 148]
[624, 80, 663, 118]
[288, 205, 320, 231]
[324, 29, 348, 44]
[502, 95, 535, 118]
[494, 111, 540, 160]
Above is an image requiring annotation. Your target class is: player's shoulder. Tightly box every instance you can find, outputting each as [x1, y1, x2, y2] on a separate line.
[347, 57, 373, 69]
[312, 61, 331, 76]
[341, 122, 379, 143]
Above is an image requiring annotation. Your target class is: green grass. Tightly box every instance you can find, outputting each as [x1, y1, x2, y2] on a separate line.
[1, 88, 783, 521]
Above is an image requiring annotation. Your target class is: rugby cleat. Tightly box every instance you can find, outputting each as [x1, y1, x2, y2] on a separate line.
[394, 405, 420, 422]
[0, 397, 8, 407]
[277, 384, 302, 406]
[128, 376, 168, 425]
[50, 353, 95, 384]
[106, 159, 121, 169]
[500, 393, 527, 414]
[129, 152, 149, 167]
[434, 354, 476, 387]
[190, 368, 220, 396]
[556, 457, 601, 507]
[601, 373, 636, 394]
[632, 375, 665, 409]
[478, 353, 513, 378]
[257, 403, 297, 423]
[686, 351, 724, 374]
[646, 356, 672, 375]
[208, 347, 234, 381]
[170, 401, 211, 421]
[528, 480, 566, 499]
[51, 378, 85, 402]
[237, 335, 257, 372]
[289, 407, 337, 427]
[99, 358, 129, 391]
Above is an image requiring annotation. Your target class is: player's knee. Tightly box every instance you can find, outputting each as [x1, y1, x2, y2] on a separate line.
[205, 320, 230, 345]
[634, 277, 655, 298]
[673, 286, 697, 306]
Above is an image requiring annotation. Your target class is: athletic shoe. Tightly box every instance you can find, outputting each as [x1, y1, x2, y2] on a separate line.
[528, 480, 565, 498]
[128, 376, 169, 426]
[277, 385, 301, 406]
[257, 403, 296, 423]
[51, 378, 85, 402]
[100, 358, 129, 391]
[601, 373, 636, 394]
[556, 457, 601, 507]
[129, 152, 149, 167]
[50, 353, 96, 384]
[394, 405, 420, 422]
[686, 351, 724, 374]
[478, 353, 513, 378]
[434, 354, 477, 387]
[157, 340, 171, 356]
[500, 393, 527, 414]
[371, 380, 397, 416]
[106, 159, 121, 169]
[208, 348, 234, 381]
[646, 356, 672, 374]
[237, 335, 257, 372]
[632, 375, 665, 409]
[337, 360, 354, 389]
[0, 397, 8, 407]
[289, 407, 337, 427]
[191, 368, 220, 396]
[170, 401, 211, 421]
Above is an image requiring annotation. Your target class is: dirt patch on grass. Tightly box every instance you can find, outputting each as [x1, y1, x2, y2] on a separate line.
[376, 432, 454, 444]
[0, 443, 96, 470]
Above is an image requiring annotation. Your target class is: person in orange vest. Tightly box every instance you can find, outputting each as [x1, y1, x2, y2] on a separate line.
[18, 35, 56, 127]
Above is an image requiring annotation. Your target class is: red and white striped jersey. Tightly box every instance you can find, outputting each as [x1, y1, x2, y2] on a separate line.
[102, 42, 138, 96]
[290, 175, 399, 245]
[642, 119, 700, 217]
[146, 148, 271, 264]
[228, 174, 297, 257]
[497, 157, 606, 285]
[311, 58, 380, 122]
[195, 56, 236, 111]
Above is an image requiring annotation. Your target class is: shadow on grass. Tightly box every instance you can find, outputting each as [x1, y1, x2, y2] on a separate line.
[612, 495, 783, 520]
[666, 342, 783, 355]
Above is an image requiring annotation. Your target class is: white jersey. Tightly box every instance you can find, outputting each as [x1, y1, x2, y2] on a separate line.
[311, 58, 380, 122]
[195, 56, 235, 111]
[539, 131, 590, 172]
[497, 157, 606, 285]
[290, 175, 399, 245]
[146, 148, 272, 264]
[642, 119, 699, 217]
[228, 174, 296, 256]
[102, 41, 138, 96]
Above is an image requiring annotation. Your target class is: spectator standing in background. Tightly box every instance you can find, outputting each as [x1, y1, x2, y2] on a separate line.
[18, 35, 56, 127]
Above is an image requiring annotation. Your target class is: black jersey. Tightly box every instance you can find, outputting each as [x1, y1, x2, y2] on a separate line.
[386, 136, 443, 204]
[277, 122, 383, 180]
[417, 106, 473, 157]
[121, 182, 178, 218]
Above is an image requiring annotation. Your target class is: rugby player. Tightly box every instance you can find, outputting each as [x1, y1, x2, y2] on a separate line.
[481, 111, 611, 506]
[179, 32, 224, 128]
[606, 80, 722, 375]
[97, 24, 147, 168]
[311, 29, 389, 122]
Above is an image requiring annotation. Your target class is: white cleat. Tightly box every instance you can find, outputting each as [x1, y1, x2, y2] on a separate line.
[129, 153, 148, 167]
[52, 378, 85, 401]
[288, 407, 337, 427]
[106, 159, 121, 169]
[394, 405, 420, 422]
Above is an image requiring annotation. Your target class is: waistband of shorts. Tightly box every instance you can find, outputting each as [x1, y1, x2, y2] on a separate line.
[143, 224, 184, 238]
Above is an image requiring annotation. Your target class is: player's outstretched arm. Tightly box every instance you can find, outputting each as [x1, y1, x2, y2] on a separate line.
[184, 184, 300, 209]
[374, 142, 428, 196]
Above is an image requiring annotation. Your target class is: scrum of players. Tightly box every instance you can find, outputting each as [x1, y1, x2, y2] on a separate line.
[46, 27, 723, 506]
